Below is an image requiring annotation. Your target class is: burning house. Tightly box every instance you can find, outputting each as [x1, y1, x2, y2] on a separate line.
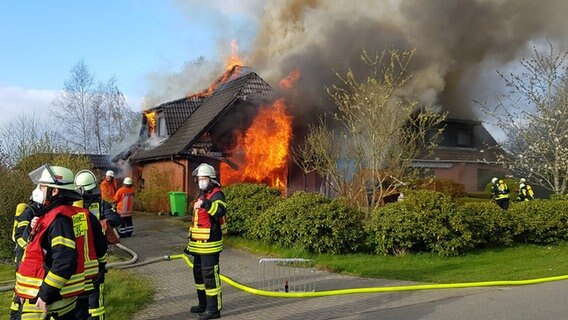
[117, 64, 321, 211]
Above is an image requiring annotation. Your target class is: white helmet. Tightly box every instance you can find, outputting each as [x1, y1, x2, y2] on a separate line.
[106, 170, 115, 177]
[520, 178, 526, 183]
[29, 164, 76, 191]
[123, 177, 133, 185]
[75, 170, 98, 193]
[192, 163, 216, 178]
[491, 177, 498, 184]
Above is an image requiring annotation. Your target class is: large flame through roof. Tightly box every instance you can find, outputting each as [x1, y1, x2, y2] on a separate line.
[220, 98, 293, 190]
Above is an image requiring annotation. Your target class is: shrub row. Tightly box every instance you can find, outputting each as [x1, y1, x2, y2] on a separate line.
[225, 185, 568, 257]
[224, 184, 365, 254]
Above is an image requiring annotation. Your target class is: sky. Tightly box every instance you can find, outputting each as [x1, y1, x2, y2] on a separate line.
[0, 0, 259, 127]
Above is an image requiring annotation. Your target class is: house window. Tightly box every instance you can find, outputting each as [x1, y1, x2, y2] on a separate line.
[157, 116, 168, 137]
[457, 129, 472, 147]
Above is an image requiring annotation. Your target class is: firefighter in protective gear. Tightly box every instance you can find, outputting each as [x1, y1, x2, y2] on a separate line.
[113, 177, 135, 237]
[14, 164, 103, 320]
[75, 170, 117, 320]
[518, 178, 535, 201]
[491, 177, 510, 210]
[9, 196, 41, 319]
[185, 163, 227, 320]
[100, 170, 117, 203]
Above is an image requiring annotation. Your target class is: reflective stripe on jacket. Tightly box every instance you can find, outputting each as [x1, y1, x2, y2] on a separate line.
[15, 205, 91, 300]
[187, 186, 227, 254]
[113, 186, 135, 217]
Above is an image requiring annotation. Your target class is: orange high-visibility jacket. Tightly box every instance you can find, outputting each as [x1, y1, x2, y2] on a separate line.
[113, 186, 136, 217]
[100, 179, 118, 202]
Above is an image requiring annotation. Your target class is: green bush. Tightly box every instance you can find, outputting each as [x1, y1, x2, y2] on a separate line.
[136, 167, 171, 212]
[456, 202, 518, 247]
[249, 191, 365, 254]
[366, 190, 475, 256]
[510, 200, 568, 244]
[0, 155, 93, 260]
[223, 183, 281, 238]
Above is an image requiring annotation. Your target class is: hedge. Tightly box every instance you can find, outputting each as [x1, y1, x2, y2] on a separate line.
[223, 183, 281, 238]
[249, 191, 366, 254]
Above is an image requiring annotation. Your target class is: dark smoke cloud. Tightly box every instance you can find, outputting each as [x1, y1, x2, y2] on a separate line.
[249, 0, 568, 120]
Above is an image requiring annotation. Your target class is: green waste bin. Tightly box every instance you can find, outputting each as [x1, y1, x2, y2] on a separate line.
[169, 191, 187, 216]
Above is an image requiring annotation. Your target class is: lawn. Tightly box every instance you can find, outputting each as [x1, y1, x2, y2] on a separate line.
[226, 237, 568, 283]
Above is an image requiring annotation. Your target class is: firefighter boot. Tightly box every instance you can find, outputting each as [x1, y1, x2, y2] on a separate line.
[190, 289, 207, 314]
[198, 310, 221, 320]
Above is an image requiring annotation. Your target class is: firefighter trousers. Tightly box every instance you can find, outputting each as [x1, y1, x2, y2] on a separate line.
[192, 253, 222, 313]
[118, 216, 133, 237]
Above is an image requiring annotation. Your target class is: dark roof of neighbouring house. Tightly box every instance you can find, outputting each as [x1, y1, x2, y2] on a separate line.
[417, 118, 507, 163]
[84, 154, 113, 169]
[17, 153, 113, 170]
[132, 72, 274, 161]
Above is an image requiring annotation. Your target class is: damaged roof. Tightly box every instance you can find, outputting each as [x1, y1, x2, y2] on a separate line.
[132, 72, 274, 161]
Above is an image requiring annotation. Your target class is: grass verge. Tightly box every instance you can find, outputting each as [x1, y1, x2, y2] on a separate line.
[225, 237, 568, 283]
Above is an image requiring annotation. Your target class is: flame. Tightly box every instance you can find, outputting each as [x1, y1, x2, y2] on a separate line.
[188, 40, 244, 99]
[225, 39, 243, 71]
[279, 68, 301, 90]
[220, 98, 293, 191]
[145, 112, 156, 135]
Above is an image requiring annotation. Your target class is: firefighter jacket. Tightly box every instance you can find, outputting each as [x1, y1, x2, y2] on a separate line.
[492, 180, 510, 200]
[519, 183, 535, 201]
[13, 203, 38, 266]
[15, 205, 93, 304]
[100, 179, 118, 202]
[84, 196, 122, 228]
[113, 185, 136, 217]
[187, 186, 227, 255]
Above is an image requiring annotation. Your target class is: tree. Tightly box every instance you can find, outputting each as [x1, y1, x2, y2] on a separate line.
[295, 49, 446, 216]
[480, 42, 568, 195]
[50, 61, 139, 154]
[0, 114, 67, 168]
[51, 60, 96, 153]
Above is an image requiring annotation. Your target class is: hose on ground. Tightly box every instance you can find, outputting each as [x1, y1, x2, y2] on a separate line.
[168, 253, 568, 298]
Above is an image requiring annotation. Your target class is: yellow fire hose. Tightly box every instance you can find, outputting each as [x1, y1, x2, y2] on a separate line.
[169, 254, 568, 298]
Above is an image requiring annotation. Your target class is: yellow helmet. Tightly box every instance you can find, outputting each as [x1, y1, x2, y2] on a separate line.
[192, 163, 216, 178]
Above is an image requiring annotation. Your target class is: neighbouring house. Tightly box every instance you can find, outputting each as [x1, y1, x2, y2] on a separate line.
[413, 118, 510, 192]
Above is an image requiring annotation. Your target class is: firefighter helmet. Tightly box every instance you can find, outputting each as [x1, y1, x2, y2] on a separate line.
[491, 177, 498, 184]
[29, 164, 76, 191]
[106, 170, 115, 177]
[75, 170, 98, 192]
[123, 177, 133, 185]
[520, 178, 526, 183]
[192, 163, 216, 179]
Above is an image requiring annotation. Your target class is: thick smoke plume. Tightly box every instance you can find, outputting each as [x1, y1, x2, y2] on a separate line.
[249, 0, 568, 120]
[158, 0, 568, 121]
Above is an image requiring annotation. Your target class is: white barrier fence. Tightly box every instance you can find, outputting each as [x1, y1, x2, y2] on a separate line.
[258, 258, 316, 293]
